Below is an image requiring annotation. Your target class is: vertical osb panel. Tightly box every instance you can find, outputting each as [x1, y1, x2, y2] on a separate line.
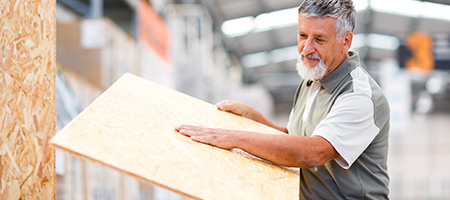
[0, 0, 56, 199]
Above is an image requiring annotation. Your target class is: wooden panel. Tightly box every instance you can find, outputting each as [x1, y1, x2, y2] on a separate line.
[0, 0, 56, 199]
[50, 73, 299, 200]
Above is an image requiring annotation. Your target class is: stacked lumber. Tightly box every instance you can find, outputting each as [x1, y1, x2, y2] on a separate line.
[57, 18, 140, 90]
[0, 0, 56, 199]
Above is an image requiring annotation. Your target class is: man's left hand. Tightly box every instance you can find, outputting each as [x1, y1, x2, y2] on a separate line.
[175, 125, 239, 150]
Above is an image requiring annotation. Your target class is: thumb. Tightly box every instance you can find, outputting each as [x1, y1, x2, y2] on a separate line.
[215, 100, 249, 117]
[215, 100, 237, 111]
[215, 100, 227, 110]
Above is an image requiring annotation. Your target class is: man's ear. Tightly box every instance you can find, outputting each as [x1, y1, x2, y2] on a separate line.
[342, 32, 353, 53]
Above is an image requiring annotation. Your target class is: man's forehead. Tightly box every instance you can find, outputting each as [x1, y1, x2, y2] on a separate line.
[298, 15, 337, 24]
[297, 16, 336, 34]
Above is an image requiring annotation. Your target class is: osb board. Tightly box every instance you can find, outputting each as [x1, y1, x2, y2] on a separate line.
[0, 0, 56, 199]
[50, 73, 299, 200]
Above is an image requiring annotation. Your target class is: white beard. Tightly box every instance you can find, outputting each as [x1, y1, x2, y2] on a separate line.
[296, 54, 328, 81]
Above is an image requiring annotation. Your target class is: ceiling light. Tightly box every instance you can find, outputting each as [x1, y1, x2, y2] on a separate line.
[353, 0, 369, 11]
[254, 8, 298, 32]
[270, 46, 298, 63]
[222, 0, 450, 37]
[350, 34, 367, 49]
[371, 0, 450, 21]
[242, 45, 299, 68]
[222, 0, 370, 37]
[222, 8, 297, 37]
[241, 52, 270, 68]
[350, 33, 399, 50]
[421, 1, 450, 21]
[367, 33, 399, 50]
[221, 16, 254, 37]
[370, 0, 421, 17]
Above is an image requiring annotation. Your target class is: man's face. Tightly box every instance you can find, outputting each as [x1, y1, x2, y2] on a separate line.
[297, 15, 346, 78]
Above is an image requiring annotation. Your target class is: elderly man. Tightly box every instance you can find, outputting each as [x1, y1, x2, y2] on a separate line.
[176, 0, 390, 199]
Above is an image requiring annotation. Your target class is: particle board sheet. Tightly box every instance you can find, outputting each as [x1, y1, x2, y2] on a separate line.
[0, 0, 56, 199]
[50, 73, 299, 200]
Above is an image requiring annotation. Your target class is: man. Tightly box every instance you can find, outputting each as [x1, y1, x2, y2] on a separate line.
[176, 0, 390, 199]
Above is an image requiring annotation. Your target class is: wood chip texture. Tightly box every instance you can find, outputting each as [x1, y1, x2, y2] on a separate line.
[0, 0, 56, 199]
[50, 73, 299, 200]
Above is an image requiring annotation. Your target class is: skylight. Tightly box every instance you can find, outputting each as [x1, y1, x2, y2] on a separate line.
[221, 16, 254, 37]
[241, 52, 270, 68]
[350, 33, 400, 51]
[222, 0, 450, 38]
[253, 7, 298, 33]
[222, 0, 369, 37]
[370, 0, 450, 21]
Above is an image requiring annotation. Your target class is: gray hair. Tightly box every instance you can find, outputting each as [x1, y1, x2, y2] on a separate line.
[298, 0, 356, 39]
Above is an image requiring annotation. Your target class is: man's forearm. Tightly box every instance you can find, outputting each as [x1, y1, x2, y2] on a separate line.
[244, 107, 288, 134]
[176, 125, 337, 168]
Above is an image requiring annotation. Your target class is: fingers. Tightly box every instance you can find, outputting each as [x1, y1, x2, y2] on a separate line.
[175, 125, 215, 146]
[175, 125, 203, 137]
[215, 100, 247, 116]
[189, 134, 212, 144]
[175, 125, 217, 140]
[215, 100, 236, 111]
[174, 125, 235, 149]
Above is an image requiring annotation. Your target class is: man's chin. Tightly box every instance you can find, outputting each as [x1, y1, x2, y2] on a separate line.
[304, 65, 316, 69]
[302, 60, 319, 69]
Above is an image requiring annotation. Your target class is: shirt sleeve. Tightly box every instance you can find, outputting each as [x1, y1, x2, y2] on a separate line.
[312, 92, 380, 169]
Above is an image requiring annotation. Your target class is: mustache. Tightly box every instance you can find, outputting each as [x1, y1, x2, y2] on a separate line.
[300, 52, 321, 60]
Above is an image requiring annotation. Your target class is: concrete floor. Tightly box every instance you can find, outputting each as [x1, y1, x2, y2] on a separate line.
[389, 113, 450, 199]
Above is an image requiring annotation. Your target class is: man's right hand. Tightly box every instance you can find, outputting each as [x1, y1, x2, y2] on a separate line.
[215, 100, 288, 133]
[215, 100, 255, 120]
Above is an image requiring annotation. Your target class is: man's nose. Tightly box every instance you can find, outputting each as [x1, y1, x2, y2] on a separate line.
[302, 38, 316, 55]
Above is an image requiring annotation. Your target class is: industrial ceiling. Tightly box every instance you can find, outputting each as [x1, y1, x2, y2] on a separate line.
[199, 0, 450, 104]
[58, 0, 450, 104]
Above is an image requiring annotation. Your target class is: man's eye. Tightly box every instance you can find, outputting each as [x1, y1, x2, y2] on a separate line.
[316, 38, 325, 42]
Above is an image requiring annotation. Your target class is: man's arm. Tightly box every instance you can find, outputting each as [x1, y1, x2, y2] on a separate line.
[175, 125, 338, 168]
[215, 100, 288, 133]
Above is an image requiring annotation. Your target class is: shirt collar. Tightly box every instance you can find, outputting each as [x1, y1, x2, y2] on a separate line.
[319, 51, 360, 93]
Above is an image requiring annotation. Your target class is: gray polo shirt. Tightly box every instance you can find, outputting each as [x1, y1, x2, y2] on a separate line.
[287, 51, 390, 199]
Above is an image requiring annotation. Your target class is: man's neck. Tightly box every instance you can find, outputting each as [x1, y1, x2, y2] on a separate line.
[319, 52, 349, 81]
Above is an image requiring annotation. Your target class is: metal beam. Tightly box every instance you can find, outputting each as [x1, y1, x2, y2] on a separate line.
[90, 0, 103, 18]
[57, 0, 90, 16]
[358, 0, 375, 64]
[122, 0, 138, 10]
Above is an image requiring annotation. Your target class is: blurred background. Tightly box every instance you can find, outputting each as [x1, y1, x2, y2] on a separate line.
[55, 0, 450, 199]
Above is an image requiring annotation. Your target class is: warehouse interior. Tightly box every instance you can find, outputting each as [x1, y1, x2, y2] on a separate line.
[51, 0, 450, 199]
